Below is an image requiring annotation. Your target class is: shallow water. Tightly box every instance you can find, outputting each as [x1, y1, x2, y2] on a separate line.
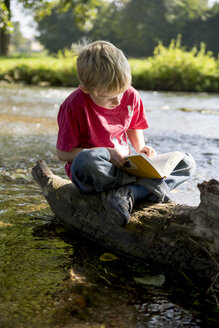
[0, 83, 219, 327]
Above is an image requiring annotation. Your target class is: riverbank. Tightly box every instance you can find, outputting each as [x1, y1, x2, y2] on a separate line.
[0, 42, 218, 92]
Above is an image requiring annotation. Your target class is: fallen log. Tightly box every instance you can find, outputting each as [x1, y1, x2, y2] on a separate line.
[32, 160, 219, 285]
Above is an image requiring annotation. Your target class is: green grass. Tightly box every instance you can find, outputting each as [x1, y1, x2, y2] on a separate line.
[0, 40, 219, 92]
[0, 55, 78, 87]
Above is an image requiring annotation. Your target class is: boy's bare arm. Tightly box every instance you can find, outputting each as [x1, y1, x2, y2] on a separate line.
[106, 147, 126, 167]
[57, 146, 125, 168]
[127, 129, 156, 157]
[56, 147, 84, 162]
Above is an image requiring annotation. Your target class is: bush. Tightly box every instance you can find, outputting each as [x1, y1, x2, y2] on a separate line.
[0, 55, 79, 87]
[0, 41, 218, 92]
[130, 38, 219, 92]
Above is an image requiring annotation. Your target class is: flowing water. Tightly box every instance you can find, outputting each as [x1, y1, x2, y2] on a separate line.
[0, 83, 219, 327]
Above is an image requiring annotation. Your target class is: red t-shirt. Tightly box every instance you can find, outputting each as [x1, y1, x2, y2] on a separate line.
[56, 86, 149, 178]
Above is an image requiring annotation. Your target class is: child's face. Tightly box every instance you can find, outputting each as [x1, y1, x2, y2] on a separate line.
[89, 89, 125, 109]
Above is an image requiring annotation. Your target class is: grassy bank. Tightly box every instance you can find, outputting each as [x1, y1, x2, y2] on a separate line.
[0, 41, 219, 92]
[0, 55, 79, 87]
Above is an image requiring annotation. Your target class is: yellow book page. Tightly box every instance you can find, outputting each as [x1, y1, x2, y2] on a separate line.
[123, 155, 163, 178]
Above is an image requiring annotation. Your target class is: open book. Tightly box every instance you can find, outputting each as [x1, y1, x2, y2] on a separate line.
[122, 151, 184, 179]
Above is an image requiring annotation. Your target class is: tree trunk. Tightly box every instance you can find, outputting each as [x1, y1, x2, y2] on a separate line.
[0, 30, 10, 55]
[0, 0, 11, 56]
[32, 160, 219, 286]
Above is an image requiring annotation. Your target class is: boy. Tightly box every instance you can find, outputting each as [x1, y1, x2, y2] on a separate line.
[56, 40, 196, 227]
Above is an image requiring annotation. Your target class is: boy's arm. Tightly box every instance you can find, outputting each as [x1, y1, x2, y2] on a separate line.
[57, 147, 125, 167]
[56, 147, 84, 162]
[127, 129, 156, 157]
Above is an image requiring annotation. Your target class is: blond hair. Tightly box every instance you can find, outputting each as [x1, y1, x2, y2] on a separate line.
[76, 40, 131, 93]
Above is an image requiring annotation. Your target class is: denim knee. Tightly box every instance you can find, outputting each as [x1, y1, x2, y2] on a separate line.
[184, 153, 196, 176]
[71, 148, 110, 176]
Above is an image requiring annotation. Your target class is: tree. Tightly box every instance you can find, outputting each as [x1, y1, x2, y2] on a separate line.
[0, 0, 101, 55]
[36, 0, 217, 58]
[114, 0, 212, 57]
[165, 0, 208, 23]
[203, 3, 219, 55]
[112, 0, 171, 57]
[36, 1, 122, 54]
[167, 1, 219, 56]
[10, 21, 31, 53]
[0, 0, 12, 55]
[1, 0, 218, 57]
[18, 0, 102, 30]
[165, 0, 208, 37]
[89, 1, 122, 47]
[37, 6, 84, 53]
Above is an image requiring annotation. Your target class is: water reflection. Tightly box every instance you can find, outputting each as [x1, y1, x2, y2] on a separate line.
[135, 299, 201, 328]
[139, 90, 219, 112]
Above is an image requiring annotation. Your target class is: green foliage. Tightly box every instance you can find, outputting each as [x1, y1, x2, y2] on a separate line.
[0, 55, 78, 86]
[0, 0, 13, 32]
[88, 1, 121, 45]
[165, 0, 208, 23]
[19, 0, 102, 30]
[36, 6, 84, 53]
[33, 0, 219, 58]
[9, 22, 32, 53]
[3, 0, 219, 58]
[64, 0, 102, 31]
[130, 38, 219, 92]
[0, 0, 102, 56]
[91, 0, 171, 57]
[0, 40, 218, 92]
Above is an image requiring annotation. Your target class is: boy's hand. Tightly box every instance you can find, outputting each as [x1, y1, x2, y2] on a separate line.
[140, 145, 157, 157]
[107, 148, 125, 167]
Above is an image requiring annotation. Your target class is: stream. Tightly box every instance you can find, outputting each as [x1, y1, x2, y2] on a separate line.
[0, 83, 219, 327]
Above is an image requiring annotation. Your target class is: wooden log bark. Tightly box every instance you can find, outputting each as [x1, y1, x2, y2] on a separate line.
[32, 160, 219, 285]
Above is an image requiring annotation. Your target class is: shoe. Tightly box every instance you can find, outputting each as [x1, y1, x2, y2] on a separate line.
[145, 193, 160, 203]
[163, 195, 175, 204]
[101, 187, 134, 227]
[145, 193, 174, 204]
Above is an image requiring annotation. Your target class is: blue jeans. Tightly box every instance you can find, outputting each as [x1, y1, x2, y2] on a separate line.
[71, 147, 196, 200]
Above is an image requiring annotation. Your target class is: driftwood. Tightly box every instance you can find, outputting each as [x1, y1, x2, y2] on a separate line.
[32, 160, 219, 285]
